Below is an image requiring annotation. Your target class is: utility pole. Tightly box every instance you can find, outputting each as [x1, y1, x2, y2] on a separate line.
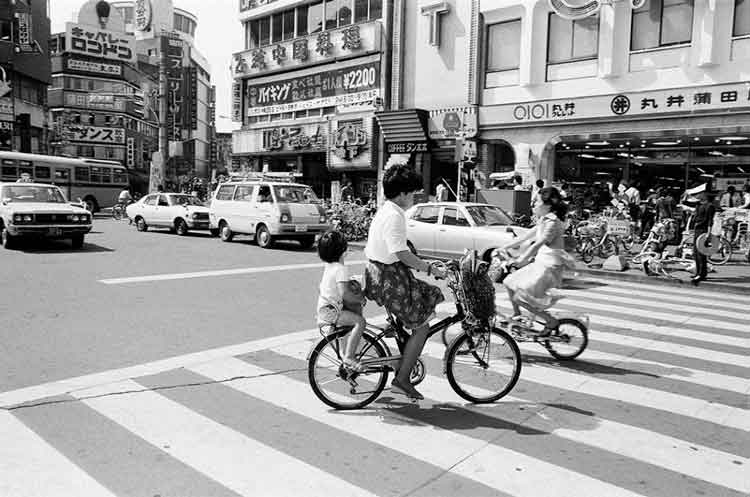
[376, 0, 395, 206]
[149, 36, 169, 193]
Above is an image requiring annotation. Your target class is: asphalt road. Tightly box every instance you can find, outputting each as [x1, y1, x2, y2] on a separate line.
[2, 219, 748, 497]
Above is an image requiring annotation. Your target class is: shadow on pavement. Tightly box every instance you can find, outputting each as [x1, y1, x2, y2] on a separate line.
[9, 239, 114, 253]
[520, 354, 664, 378]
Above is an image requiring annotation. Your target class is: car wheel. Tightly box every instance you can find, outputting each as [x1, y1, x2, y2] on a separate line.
[135, 217, 148, 232]
[175, 218, 189, 236]
[209, 228, 220, 237]
[71, 234, 85, 249]
[83, 198, 98, 213]
[219, 222, 233, 242]
[256, 224, 274, 249]
[2, 228, 16, 249]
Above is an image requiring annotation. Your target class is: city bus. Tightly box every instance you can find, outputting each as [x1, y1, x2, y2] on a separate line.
[0, 151, 128, 212]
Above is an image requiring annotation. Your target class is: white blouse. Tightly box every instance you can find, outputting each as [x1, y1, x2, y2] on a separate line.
[364, 200, 409, 264]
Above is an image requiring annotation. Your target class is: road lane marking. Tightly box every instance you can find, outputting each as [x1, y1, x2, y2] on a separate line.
[73, 380, 376, 497]
[190, 357, 649, 497]
[576, 277, 750, 305]
[0, 411, 118, 497]
[272, 339, 750, 494]
[98, 260, 367, 285]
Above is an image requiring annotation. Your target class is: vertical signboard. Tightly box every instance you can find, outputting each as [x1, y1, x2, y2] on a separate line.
[182, 67, 198, 131]
[127, 137, 135, 168]
[162, 35, 184, 141]
[232, 81, 242, 122]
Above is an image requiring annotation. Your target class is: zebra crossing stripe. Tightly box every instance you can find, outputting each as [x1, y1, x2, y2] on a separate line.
[270, 339, 750, 493]
[576, 278, 750, 306]
[0, 411, 118, 497]
[188, 357, 650, 497]
[71, 380, 378, 497]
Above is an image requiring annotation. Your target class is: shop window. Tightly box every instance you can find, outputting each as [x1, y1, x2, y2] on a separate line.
[735, 0, 750, 36]
[631, 0, 694, 50]
[548, 13, 599, 64]
[272, 13, 283, 43]
[486, 20, 521, 71]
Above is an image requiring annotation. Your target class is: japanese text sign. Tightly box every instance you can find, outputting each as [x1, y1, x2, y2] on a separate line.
[240, 0, 278, 12]
[65, 125, 126, 145]
[65, 23, 136, 63]
[66, 58, 123, 77]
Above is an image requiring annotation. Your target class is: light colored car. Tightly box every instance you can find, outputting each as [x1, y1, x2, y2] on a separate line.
[405, 202, 530, 260]
[126, 193, 211, 235]
[209, 178, 329, 249]
[0, 182, 92, 249]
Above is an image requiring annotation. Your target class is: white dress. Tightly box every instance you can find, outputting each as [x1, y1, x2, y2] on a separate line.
[503, 213, 575, 310]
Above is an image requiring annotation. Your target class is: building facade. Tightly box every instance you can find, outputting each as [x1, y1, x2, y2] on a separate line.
[0, 0, 51, 153]
[231, 0, 386, 201]
[48, 0, 159, 194]
[112, 0, 216, 183]
[393, 0, 750, 203]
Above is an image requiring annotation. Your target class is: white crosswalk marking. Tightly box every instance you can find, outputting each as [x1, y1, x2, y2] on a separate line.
[189, 358, 649, 497]
[2, 278, 748, 497]
[71, 380, 377, 497]
[574, 277, 750, 306]
[0, 411, 118, 497]
[266, 339, 750, 493]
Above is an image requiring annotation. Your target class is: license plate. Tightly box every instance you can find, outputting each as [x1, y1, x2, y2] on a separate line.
[48, 228, 62, 236]
[295, 225, 308, 232]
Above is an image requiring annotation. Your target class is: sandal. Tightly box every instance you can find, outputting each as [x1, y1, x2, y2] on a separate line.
[536, 321, 560, 338]
[390, 378, 424, 400]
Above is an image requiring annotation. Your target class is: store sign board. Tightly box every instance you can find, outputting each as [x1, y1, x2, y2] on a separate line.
[233, 22, 382, 79]
[66, 58, 123, 77]
[66, 125, 126, 144]
[16, 12, 40, 54]
[429, 106, 478, 139]
[134, 0, 153, 32]
[330, 118, 375, 171]
[261, 124, 327, 152]
[482, 82, 750, 125]
[248, 89, 380, 117]
[64, 92, 126, 111]
[387, 142, 429, 153]
[126, 137, 135, 167]
[0, 97, 13, 119]
[715, 177, 750, 191]
[232, 81, 242, 122]
[239, 0, 278, 12]
[64, 23, 136, 63]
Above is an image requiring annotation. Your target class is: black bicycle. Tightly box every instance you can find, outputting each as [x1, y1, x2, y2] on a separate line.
[308, 253, 522, 410]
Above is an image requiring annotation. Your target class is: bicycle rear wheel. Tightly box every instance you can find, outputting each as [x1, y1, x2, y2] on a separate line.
[445, 327, 521, 403]
[708, 238, 732, 265]
[112, 204, 124, 220]
[308, 330, 389, 410]
[544, 318, 588, 360]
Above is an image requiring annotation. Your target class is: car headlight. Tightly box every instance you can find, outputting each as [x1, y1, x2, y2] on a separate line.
[280, 213, 290, 223]
[319, 215, 327, 224]
[81, 215, 90, 223]
[71, 215, 80, 222]
[23, 215, 33, 222]
[192, 213, 200, 219]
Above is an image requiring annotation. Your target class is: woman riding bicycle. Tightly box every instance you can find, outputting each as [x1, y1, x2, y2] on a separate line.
[499, 187, 575, 336]
[363, 164, 446, 401]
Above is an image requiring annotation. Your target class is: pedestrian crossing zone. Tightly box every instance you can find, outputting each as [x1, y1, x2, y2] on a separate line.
[1, 278, 748, 497]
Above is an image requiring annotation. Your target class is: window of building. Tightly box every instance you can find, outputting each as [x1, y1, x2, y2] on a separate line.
[486, 20, 521, 71]
[548, 13, 599, 64]
[283, 9, 295, 40]
[337, 0, 352, 26]
[259, 17, 271, 45]
[308, 1, 324, 33]
[325, 0, 339, 30]
[272, 12, 283, 43]
[735, 0, 750, 36]
[369, 0, 383, 20]
[297, 5, 309, 36]
[354, 0, 369, 22]
[323, 106, 336, 115]
[78, 146, 95, 158]
[631, 0, 694, 50]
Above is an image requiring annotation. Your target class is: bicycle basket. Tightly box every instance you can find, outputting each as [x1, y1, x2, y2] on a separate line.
[459, 251, 496, 323]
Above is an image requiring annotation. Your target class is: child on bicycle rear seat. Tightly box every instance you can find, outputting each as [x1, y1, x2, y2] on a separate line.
[500, 187, 575, 336]
[316, 230, 366, 370]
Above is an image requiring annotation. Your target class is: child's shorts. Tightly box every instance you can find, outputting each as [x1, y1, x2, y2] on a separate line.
[317, 304, 340, 326]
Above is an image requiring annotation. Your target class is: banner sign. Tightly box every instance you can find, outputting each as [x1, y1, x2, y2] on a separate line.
[482, 82, 750, 126]
[64, 92, 126, 111]
[387, 142, 429, 153]
[65, 23, 136, 63]
[232, 81, 242, 122]
[126, 137, 135, 167]
[16, 12, 40, 54]
[184, 67, 198, 131]
[429, 106, 478, 139]
[248, 89, 380, 117]
[261, 124, 327, 152]
[66, 58, 123, 77]
[163, 36, 184, 141]
[65, 126, 126, 144]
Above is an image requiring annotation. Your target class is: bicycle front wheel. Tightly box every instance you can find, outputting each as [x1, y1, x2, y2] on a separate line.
[708, 238, 732, 265]
[112, 205, 123, 220]
[445, 327, 521, 403]
[308, 330, 389, 410]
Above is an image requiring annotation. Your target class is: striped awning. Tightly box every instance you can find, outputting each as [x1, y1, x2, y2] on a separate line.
[374, 109, 430, 143]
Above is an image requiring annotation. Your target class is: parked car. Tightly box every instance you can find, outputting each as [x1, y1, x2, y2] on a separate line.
[405, 202, 530, 260]
[0, 182, 92, 249]
[126, 193, 211, 235]
[209, 176, 329, 249]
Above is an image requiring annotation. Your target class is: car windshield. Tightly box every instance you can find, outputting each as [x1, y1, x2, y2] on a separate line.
[170, 195, 204, 206]
[1, 185, 66, 203]
[466, 205, 513, 226]
[272, 185, 320, 204]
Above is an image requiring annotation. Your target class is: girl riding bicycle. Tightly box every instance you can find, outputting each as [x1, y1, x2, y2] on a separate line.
[499, 187, 575, 336]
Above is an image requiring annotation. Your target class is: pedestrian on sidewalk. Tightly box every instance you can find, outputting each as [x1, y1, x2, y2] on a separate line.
[691, 192, 716, 286]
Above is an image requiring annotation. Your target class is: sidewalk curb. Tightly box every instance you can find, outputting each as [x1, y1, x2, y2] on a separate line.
[348, 241, 749, 296]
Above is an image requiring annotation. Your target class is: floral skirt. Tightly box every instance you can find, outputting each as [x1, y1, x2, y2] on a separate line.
[364, 260, 444, 329]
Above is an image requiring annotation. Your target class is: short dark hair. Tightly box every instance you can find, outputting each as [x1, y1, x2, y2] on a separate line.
[383, 164, 422, 199]
[513, 175, 523, 184]
[538, 187, 569, 221]
[535, 179, 544, 188]
[317, 230, 348, 263]
[727, 185, 736, 193]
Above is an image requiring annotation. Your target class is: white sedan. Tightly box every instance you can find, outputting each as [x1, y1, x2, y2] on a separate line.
[405, 202, 530, 260]
[126, 193, 211, 235]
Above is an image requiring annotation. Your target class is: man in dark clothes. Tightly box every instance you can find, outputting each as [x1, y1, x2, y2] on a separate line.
[690, 192, 716, 286]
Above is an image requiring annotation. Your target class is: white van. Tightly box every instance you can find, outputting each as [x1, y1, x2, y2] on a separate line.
[209, 175, 329, 249]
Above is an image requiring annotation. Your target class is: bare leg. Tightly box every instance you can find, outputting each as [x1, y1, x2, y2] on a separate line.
[505, 288, 521, 317]
[391, 323, 430, 399]
[337, 310, 366, 365]
[517, 301, 558, 329]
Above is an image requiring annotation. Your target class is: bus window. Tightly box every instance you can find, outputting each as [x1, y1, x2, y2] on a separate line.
[112, 169, 127, 184]
[101, 168, 112, 183]
[54, 169, 70, 181]
[1, 165, 16, 178]
[75, 166, 90, 182]
[90, 167, 102, 183]
[19, 166, 33, 177]
[35, 166, 51, 180]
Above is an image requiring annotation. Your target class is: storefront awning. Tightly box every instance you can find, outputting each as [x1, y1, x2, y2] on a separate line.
[374, 109, 430, 143]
